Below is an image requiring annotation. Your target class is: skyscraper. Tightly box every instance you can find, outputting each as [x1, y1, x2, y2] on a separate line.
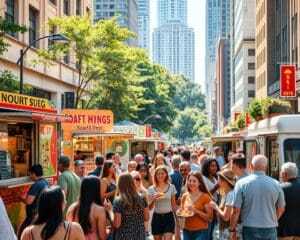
[152, 0, 195, 80]
[93, 0, 138, 46]
[205, 0, 230, 126]
[137, 0, 150, 51]
[230, 0, 255, 114]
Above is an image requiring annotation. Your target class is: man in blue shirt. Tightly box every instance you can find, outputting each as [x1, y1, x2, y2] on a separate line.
[230, 154, 285, 240]
[16, 164, 49, 238]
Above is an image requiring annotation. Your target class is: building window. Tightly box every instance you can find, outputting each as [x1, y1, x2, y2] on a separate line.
[63, 52, 69, 64]
[248, 63, 255, 70]
[248, 90, 255, 98]
[29, 7, 37, 47]
[49, 0, 56, 5]
[76, 0, 81, 15]
[248, 49, 255, 56]
[248, 76, 255, 84]
[5, 0, 15, 36]
[63, 0, 69, 15]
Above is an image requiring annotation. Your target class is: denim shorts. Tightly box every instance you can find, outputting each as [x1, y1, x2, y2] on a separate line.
[183, 229, 209, 240]
[242, 226, 277, 240]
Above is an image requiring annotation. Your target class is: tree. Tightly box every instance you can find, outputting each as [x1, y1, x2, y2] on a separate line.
[0, 17, 26, 55]
[0, 17, 26, 93]
[172, 108, 211, 142]
[172, 75, 206, 111]
[134, 61, 177, 131]
[89, 18, 149, 121]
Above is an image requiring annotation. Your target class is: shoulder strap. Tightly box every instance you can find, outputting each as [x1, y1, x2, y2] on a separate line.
[63, 221, 72, 240]
[30, 227, 34, 240]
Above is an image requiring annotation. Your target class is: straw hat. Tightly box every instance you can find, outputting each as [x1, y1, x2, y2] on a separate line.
[217, 169, 235, 187]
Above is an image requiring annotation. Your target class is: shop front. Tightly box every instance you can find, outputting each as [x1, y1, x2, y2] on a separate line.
[0, 90, 68, 230]
[62, 109, 131, 172]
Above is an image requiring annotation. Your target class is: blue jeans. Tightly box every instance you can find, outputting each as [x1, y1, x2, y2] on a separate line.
[208, 217, 216, 240]
[242, 226, 277, 240]
[183, 229, 209, 240]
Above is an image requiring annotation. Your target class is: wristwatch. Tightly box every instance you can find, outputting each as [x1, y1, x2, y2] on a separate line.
[229, 228, 236, 232]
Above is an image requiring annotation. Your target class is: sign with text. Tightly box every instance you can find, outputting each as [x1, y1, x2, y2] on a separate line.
[0, 91, 57, 113]
[280, 65, 296, 97]
[62, 109, 114, 133]
[113, 125, 152, 138]
[39, 123, 57, 176]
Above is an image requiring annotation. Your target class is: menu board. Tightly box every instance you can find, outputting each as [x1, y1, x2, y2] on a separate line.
[39, 123, 57, 176]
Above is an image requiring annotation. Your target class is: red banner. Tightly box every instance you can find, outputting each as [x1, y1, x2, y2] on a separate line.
[145, 125, 152, 138]
[245, 112, 251, 126]
[280, 65, 296, 97]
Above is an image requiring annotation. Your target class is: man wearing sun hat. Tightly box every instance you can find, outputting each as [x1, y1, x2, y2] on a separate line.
[230, 155, 285, 240]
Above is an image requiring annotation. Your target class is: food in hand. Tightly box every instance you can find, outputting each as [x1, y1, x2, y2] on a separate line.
[158, 192, 165, 199]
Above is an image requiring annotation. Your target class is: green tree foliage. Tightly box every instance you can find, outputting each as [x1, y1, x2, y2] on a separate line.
[134, 61, 177, 131]
[0, 17, 26, 93]
[0, 17, 26, 55]
[39, 16, 148, 121]
[89, 18, 149, 121]
[173, 75, 206, 111]
[172, 108, 211, 142]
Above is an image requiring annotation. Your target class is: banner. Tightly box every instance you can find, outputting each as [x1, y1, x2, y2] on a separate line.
[0, 91, 57, 113]
[280, 65, 296, 97]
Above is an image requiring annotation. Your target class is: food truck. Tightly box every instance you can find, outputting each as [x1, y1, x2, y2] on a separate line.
[0, 90, 68, 230]
[62, 109, 135, 171]
[244, 114, 300, 179]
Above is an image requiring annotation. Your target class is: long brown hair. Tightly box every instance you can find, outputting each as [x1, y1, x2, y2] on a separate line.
[186, 171, 213, 199]
[153, 165, 170, 187]
[117, 173, 143, 212]
[100, 160, 116, 180]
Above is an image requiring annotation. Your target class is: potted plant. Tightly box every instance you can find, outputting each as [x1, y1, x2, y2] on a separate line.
[249, 98, 264, 121]
[263, 97, 291, 117]
[235, 112, 246, 130]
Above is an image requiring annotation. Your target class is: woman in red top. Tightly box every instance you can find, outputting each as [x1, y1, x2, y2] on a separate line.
[178, 171, 213, 240]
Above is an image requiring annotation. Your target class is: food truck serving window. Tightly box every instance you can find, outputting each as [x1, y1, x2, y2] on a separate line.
[0, 121, 34, 180]
[284, 139, 300, 176]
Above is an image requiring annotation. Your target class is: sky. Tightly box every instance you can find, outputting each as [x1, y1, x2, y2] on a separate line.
[149, 0, 206, 88]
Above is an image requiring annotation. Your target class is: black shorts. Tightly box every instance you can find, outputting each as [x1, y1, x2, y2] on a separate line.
[151, 212, 175, 235]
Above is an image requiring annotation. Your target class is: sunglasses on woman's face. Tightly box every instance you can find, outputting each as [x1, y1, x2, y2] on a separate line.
[133, 177, 141, 181]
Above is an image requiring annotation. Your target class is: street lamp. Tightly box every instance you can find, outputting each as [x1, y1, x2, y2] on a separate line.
[17, 34, 70, 94]
[139, 114, 162, 125]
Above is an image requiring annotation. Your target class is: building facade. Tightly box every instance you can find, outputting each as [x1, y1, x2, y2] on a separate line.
[215, 38, 231, 133]
[0, 0, 92, 112]
[230, 0, 255, 115]
[205, 0, 230, 127]
[153, 0, 194, 80]
[137, 0, 150, 51]
[256, 0, 299, 110]
[93, 0, 138, 46]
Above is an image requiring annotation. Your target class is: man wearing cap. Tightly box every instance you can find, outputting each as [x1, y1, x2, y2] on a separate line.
[230, 155, 285, 240]
[214, 147, 225, 168]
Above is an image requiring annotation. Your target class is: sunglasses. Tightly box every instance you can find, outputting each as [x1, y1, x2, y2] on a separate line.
[133, 177, 141, 181]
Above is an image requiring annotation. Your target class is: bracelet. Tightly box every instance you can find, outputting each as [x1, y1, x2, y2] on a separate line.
[229, 228, 236, 232]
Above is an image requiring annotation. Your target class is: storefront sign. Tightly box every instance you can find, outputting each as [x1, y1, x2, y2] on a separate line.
[113, 125, 151, 138]
[62, 109, 114, 132]
[39, 123, 57, 176]
[0, 91, 57, 113]
[280, 65, 296, 97]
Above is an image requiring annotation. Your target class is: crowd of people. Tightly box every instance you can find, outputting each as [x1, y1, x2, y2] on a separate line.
[1, 146, 300, 240]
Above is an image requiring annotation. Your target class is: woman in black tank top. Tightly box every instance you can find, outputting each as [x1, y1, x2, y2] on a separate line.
[20, 186, 84, 240]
